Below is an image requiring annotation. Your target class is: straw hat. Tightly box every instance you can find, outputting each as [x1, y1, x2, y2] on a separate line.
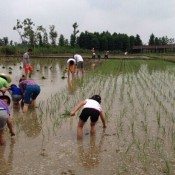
[0, 73, 12, 83]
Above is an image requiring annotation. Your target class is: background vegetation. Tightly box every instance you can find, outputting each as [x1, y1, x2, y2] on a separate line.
[0, 18, 174, 55]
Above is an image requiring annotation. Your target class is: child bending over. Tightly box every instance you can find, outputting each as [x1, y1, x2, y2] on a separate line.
[70, 95, 106, 140]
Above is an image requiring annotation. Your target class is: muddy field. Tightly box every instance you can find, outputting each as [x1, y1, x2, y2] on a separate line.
[0, 57, 175, 175]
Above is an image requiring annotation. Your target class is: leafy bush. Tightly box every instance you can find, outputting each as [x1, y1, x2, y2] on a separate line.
[0, 46, 18, 55]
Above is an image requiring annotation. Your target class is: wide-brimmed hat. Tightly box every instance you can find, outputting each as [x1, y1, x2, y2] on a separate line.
[0, 73, 12, 83]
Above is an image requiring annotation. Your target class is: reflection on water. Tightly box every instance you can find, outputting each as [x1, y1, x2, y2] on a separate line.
[1, 57, 175, 174]
[20, 109, 41, 138]
[77, 131, 105, 169]
[13, 109, 41, 138]
[67, 77, 77, 95]
[0, 58, 68, 101]
[0, 138, 15, 175]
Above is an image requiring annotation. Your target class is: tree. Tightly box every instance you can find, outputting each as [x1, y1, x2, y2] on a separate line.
[70, 34, 75, 47]
[91, 35, 100, 50]
[99, 35, 108, 50]
[3, 37, 8, 45]
[10, 40, 13, 46]
[13, 18, 36, 46]
[104, 31, 113, 50]
[64, 39, 69, 46]
[129, 35, 136, 49]
[22, 18, 35, 45]
[59, 34, 65, 46]
[0, 39, 4, 46]
[77, 31, 93, 49]
[148, 33, 155, 46]
[49, 25, 58, 45]
[112, 33, 122, 50]
[122, 34, 130, 51]
[36, 25, 46, 46]
[155, 37, 161, 45]
[13, 19, 24, 43]
[168, 38, 175, 44]
[43, 30, 49, 46]
[0, 37, 9, 46]
[70, 22, 79, 47]
[135, 34, 142, 46]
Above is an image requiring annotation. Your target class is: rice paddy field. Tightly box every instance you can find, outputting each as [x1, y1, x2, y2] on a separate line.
[0, 56, 175, 175]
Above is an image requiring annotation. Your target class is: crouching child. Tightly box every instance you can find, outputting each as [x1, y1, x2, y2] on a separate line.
[0, 95, 15, 145]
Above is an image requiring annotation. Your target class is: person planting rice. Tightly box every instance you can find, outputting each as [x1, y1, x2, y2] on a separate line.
[70, 95, 107, 140]
[73, 54, 84, 76]
[0, 73, 11, 94]
[67, 58, 76, 78]
[19, 78, 41, 113]
[0, 95, 15, 145]
[8, 84, 23, 109]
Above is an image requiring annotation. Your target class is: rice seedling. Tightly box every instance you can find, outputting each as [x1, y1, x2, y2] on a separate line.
[12, 58, 174, 174]
[61, 109, 71, 117]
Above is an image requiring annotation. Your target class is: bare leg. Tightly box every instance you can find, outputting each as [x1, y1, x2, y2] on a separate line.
[24, 67, 28, 79]
[31, 100, 36, 107]
[29, 70, 32, 78]
[0, 130, 6, 145]
[77, 120, 85, 140]
[7, 118, 15, 136]
[90, 122, 96, 136]
[23, 103, 29, 113]
[13, 102, 20, 109]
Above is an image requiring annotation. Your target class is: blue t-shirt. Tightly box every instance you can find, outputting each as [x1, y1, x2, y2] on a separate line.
[10, 86, 22, 95]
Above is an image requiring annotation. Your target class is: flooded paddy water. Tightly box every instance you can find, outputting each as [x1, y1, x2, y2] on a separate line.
[0, 57, 175, 175]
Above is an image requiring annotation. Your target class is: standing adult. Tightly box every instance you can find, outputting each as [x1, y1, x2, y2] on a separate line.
[74, 54, 84, 76]
[19, 78, 41, 113]
[22, 49, 33, 78]
[91, 48, 96, 59]
[104, 51, 109, 59]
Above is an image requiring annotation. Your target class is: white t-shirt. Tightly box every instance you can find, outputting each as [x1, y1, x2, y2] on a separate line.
[67, 58, 76, 64]
[74, 54, 83, 62]
[83, 99, 102, 112]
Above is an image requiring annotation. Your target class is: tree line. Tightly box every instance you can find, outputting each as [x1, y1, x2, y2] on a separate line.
[0, 18, 174, 53]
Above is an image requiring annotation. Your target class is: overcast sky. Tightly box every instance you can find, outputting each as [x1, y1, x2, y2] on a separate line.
[1, 0, 175, 44]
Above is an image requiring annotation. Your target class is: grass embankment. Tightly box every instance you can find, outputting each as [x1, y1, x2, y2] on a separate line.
[1, 45, 175, 62]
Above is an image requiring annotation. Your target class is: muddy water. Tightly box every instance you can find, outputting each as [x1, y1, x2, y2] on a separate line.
[0, 58, 175, 175]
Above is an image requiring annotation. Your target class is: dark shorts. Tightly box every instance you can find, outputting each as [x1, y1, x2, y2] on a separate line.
[79, 108, 100, 123]
[12, 95, 23, 103]
[77, 61, 84, 69]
